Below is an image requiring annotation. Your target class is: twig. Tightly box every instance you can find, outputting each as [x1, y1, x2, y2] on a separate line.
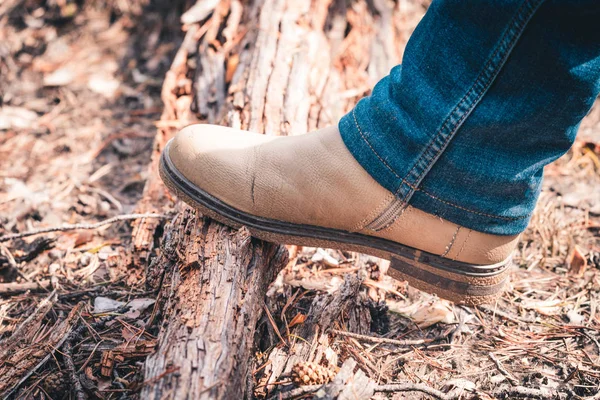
[0, 279, 52, 295]
[270, 376, 574, 400]
[271, 383, 458, 400]
[268, 385, 320, 400]
[581, 329, 600, 360]
[375, 384, 456, 399]
[58, 305, 131, 400]
[584, 387, 600, 400]
[0, 213, 171, 243]
[63, 340, 86, 400]
[491, 385, 568, 399]
[112, 369, 129, 400]
[263, 303, 287, 346]
[332, 329, 433, 346]
[489, 352, 519, 385]
[477, 304, 535, 324]
[0, 290, 56, 353]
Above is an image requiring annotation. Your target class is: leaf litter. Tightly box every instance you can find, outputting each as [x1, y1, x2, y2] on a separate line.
[0, 0, 599, 399]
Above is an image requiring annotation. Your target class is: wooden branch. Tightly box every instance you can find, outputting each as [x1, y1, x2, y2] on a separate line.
[0, 279, 52, 295]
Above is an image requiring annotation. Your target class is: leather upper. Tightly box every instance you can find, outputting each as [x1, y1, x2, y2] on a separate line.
[169, 124, 519, 265]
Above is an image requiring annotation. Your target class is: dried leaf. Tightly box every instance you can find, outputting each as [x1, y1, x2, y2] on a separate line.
[94, 297, 125, 313]
[522, 299, 564, 316]
[43, 67, 74, 86]
[568, 246, 587, 277]
[123, 298, 156, 319]
[288, 313, 306, 329]
[566, 309, 586, 325]
[311, 248, 340, 267]
[226, 54, 239, 83]
[88, 75, 120, 98]
[0, 106, 38, 130]
[387, 299, 455, 328]
[180, 0, 219, 24]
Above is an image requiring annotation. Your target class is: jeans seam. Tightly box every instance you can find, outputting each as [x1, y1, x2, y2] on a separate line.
[352, 108, 423, 190]
[352, 108, 403, 180]
[416, 187, 528, 221]
[397, 0, 545, 203]
[353, 105, 527, 221]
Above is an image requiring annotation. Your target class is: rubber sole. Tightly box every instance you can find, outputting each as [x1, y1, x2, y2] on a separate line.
[159, 141, 510, 305]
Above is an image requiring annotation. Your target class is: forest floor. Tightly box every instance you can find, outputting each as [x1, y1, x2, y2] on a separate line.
[1, 0, 600, 399]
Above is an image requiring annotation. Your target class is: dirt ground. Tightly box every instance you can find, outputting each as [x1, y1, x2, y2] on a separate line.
[1, 1, 600, 399]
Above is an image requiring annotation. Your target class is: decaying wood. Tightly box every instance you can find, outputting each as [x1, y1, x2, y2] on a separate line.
[256, 274, 363, 397]
[0, 299, 80, 398]
[130, 24, 201, 270]
[142, 209, 287, 399]
[137, 0, 405, 397]
[136, 1, 299, 396]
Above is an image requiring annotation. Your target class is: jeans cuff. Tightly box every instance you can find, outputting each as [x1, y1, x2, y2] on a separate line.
[338, 102, 532, 236]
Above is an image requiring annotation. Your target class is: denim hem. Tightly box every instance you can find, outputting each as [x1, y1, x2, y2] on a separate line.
[339, 109, 531, 236]
[409, 189, 531, 235]
[396, 0, 546, 205]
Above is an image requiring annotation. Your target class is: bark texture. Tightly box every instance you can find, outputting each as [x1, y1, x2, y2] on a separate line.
[142, 209, 287, 399]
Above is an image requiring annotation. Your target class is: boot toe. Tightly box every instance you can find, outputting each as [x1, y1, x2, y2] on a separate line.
[167, 124, 274, 213]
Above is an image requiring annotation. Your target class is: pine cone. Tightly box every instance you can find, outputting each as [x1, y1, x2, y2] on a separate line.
[43, 370, 67, 394]
[291, 362, 336, 386]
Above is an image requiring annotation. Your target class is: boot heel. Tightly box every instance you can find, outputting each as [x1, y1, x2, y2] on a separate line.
[387, 254, 511, 305]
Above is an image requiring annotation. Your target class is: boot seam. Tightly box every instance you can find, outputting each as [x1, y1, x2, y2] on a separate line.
[453, 229, 473, 261]
[441, 226, 461, 257]
[370, 203, 411, 234]
[351, 192, 396, 232]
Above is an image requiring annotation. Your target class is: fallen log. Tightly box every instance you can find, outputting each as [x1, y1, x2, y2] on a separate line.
[138, 0, 296, 397]
[142, 209, 287, 399]
[130, 23, 201, 271]
[137, 0, 408, 397]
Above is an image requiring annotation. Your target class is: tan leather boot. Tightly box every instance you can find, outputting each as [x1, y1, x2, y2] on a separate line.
[160, 124, 519, 305]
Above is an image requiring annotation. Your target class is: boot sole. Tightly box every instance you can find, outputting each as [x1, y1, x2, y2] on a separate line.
[159, 141, 510, 305]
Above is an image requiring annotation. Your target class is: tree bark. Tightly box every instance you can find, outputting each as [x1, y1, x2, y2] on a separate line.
[142, 209, 287, 399]
[130, 23, 201, 271]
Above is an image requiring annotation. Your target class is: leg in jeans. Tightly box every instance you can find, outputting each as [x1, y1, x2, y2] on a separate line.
[340, 0, 600, 235]
[159, 0, 600, 304]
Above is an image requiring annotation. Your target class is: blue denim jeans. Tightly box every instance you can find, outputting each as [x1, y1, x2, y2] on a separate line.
[339, 0, 600, 235]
